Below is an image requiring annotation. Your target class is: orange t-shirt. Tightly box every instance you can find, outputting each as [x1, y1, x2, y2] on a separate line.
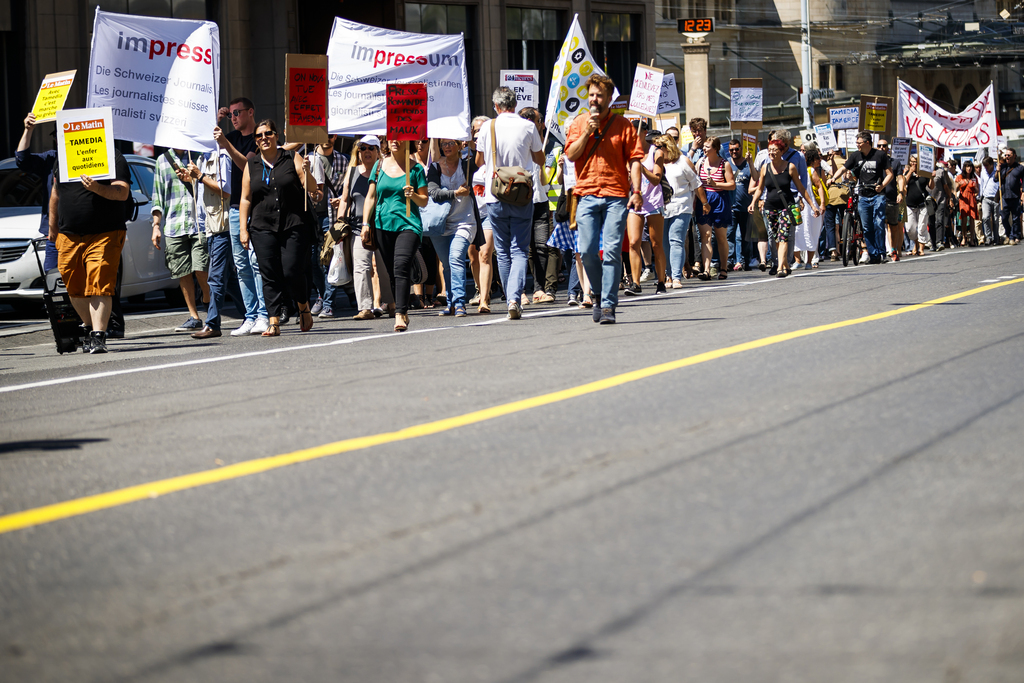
[566, 113, 645, 198]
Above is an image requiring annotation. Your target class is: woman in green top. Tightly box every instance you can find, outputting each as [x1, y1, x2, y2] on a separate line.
[362, 139, 429, 331]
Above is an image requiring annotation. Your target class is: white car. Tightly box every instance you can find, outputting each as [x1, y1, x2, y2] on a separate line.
[0, 154, 177, 314]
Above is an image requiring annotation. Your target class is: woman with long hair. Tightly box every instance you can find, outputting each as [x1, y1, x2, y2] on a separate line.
[660, 134, 703, 288]
[693, 136, 736, 280]
[362, 138, 429, 332]
[427, 138, 479, 317]
[748, 139, 819, 278]
[625, 126, 669, 294]
[955, 159, 980, 247]
[903, 154, 934, 257]
[238, 119, 319, 336]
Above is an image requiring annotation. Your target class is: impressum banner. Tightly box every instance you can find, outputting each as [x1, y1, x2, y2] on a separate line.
[325, 18, 471, 140]
[87, 9, 220, 152]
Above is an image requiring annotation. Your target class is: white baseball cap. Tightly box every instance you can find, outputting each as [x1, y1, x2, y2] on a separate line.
[359, 135, 381, 147]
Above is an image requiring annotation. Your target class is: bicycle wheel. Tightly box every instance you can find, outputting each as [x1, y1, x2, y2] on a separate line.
[841, 213, 853, 267]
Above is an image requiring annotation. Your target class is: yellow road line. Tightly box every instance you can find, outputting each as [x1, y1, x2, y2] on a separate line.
[2, 277, 1022, 536]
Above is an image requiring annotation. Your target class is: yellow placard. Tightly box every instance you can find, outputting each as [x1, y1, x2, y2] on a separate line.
[31, 70, 76, 123]
[865, 102, 887, 132]
[742, 131, 757, 159]
[57, 108, 115, 182]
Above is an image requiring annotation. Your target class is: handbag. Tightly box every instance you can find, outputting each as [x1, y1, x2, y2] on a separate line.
[420, 198, 452, 238]
[765, 159, 802, 224]
[489, 119, 534, 206]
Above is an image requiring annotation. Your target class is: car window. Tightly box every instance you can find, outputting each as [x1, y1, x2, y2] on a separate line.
[0, 169, 47, 207]
[130, 162, 154, 199]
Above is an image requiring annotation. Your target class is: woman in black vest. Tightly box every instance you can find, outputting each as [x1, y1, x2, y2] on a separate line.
[239, 119, 319, 336]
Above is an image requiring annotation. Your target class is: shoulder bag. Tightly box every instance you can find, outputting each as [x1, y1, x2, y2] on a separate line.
[489, 119, 534, 206]
[420, 162, 453, 238]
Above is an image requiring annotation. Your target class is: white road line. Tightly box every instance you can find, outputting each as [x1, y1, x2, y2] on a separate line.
[998, 276, 1016, 279]
[979, 279, 1000, 283]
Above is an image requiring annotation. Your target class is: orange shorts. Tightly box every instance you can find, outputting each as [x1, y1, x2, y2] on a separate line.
[56, 230, 125, 297]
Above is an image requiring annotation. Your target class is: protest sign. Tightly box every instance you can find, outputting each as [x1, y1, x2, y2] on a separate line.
[628, 64, 664, 119]
[814, 123, 838, 154]
[87, 10, 219, 152]
[897, 80, 1000, 150]
[859, 95, 894, 136]
[828, 106, 859, 130]
[658, 73, 680, 113]
[326, 18, 469, 139]
[730, 78, 762, 129]
[544, 14, 619, 141]
[285, 54, 329, 144]
[56, 107, 115, 183]
[654, 113, 680, 135]
[386, 83, 428, 140]
[742, 131, 758, 159]
[31, 71, 76, 123]
[890, 137, 911, 166]
[500, 70, 539, 112]
[917, 143, 935, 177]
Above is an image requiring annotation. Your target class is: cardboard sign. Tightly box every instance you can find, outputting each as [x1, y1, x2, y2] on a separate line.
[653, 113, 680, 135]
[386, 83, 428, 141]
[31, 70, 76, 123]
[859, 95, 894, 137]
[828, 106, 859, 130]
[891, 137, 911, 166]
[742, 131, 758, 159]
[500, 70, 539, 113]
[918, 143, 935, 177]
[658, 73, 680, 113]
[285, 54, 329, 144]
[628, 64, 664, 118]
[730, 78, 762, 129]
[814, 123, 838, 154]
[56, 107, 115, 183]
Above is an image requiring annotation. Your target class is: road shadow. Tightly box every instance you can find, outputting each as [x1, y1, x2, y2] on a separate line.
[0, 438, 108, 459]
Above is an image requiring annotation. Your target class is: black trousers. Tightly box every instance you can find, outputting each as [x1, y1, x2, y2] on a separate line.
[376, 228, 420, 314]
[1002, 200, 1022, 241]
[530, 203, 553, 293]
[249, 225, 311, 319]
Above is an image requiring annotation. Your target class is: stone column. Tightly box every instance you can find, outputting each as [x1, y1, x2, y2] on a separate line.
[682, 41, 710, 123]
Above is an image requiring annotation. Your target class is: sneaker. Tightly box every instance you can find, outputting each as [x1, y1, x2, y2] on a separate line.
[593, 302, 603, 323]
[310, 298, 323, 316]
[80, 333, 93, 353]
[468, 293, 480, 306]
[567, 295, 581, 307]
[671, 279, 683, 289]
[655, 282, 667, 294]
[858, 251, 870, 264]
[250, 318, 270, 335]
[623, 282, 642, 296]
[318, 306, 335, 319]
[639, 267, 652, 283]
[231, 319, 256, 336]
[599, 308, 616, 324]
[88, 330, 107, 354]
[507, 301, 522, 320]
[176, 317, 202, 332]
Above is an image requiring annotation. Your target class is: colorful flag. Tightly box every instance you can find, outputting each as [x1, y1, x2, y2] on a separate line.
[544, 14, 618, 142]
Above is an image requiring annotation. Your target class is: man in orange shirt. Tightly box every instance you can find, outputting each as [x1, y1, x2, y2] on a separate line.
[564, 74, 644, 324]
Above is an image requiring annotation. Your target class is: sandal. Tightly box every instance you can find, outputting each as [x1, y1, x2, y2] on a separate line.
[478, 303, 491, 314]
[697, 271, 711, 281]
[717, 271, 727, 280]
[299, 307, 313, 332]
[454, 304, 467, 317]
[411, 295, 425, 310]
[394, 313, 408, 332]
[261, 322, 281, 337]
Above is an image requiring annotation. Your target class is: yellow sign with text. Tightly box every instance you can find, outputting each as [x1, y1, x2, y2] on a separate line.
[57, 108, 115, 182]
[31, 70, 76, 123]
[742, 131, 758, 159]
[865, 102, 887, 132]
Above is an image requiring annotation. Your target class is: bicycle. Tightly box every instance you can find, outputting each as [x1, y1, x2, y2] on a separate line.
[835, 179, 863, 267]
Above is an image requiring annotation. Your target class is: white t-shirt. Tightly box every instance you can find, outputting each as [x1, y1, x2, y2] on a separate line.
[476, 112, 543, 205]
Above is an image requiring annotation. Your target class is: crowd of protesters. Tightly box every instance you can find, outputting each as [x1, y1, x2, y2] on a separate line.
[17, 75, 1024, 350]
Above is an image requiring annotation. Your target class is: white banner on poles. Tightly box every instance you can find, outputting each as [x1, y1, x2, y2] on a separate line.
[897, 80, 999, 150]
[326, 18, 470, 139]
[87, 9, 219, 152]
[544, 14, 619, 142]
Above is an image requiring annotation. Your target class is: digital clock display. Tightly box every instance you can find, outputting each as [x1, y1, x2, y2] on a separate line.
[678, 18, 715, 33]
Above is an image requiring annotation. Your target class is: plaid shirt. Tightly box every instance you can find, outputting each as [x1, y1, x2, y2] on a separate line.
[151, 151, 198, 237]
[318, 148, 348, 225]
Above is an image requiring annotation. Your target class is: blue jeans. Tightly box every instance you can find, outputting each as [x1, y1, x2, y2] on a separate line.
[729, 208, 750, 267]
[204, 232, 231, 331]
[821, 204, 842, 254]
[576, 195, 628, 310]
[431, 233, 472, 309]
[487, 201, 533, 304]
[663, 212, 691, 280]
[857, 194, 887, 259]
[229, 208, 267, 321]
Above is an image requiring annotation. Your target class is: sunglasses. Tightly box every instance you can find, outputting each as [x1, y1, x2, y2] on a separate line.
[358, 145, 377, 152]
[255, 131, 275, 140]
[229, 109, 247, 118]
[440, 141, 459, 147]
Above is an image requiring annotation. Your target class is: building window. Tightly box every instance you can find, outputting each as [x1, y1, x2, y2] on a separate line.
[406, 3, 480, 114]
[835, 63, 844, 90]
[818, 62, 829, 90]
[506, 8, 563, 110]
[87, 0, 206, 19]
[592, 13, 642, 98]
[659, 0, 684, 21]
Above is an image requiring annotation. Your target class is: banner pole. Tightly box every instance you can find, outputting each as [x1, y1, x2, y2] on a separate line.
[405, 142, 411, 217]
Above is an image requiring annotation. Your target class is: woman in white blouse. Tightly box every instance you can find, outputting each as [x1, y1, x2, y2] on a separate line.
[660, 135, 704, 288]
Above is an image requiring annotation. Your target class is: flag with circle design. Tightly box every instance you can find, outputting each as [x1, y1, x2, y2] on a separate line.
[544, 14, 618, 142]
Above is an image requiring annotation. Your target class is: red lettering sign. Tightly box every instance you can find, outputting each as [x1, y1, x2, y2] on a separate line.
[288, 67, 328, 127]
[386, 83, 428, 141]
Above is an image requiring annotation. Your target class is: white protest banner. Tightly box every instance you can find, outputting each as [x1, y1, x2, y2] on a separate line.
[918, 143, 935, 177]
[500, 70, 539, 112]
[729, 78, 762, 129]
[814, 123, 838, 154]
[544, 14, 618, 142]
[326, 18, 470, 139]
[658, 72, 680, 113]
[897, 80, 999, 150]
[829, 106, 859, 130]
[87, 9, 219, 152]
[56, 107, 115, 183]
[891, 137, 911, 166]
[629, 64, 664, 118]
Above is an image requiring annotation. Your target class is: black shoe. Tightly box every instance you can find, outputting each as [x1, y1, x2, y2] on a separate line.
[655, 282, 667, 294]
[599, 308, 616, 324]
[80, 333, 93, 353]
[88, 330, 108, 354]
[768, 263, 778, 275]
[279, 312, 292, 325]
[593, 302, 603, 323]
[623, 282, 641, 296]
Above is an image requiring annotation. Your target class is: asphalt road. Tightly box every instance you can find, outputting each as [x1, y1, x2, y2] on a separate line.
[2, 246, 1023, 683]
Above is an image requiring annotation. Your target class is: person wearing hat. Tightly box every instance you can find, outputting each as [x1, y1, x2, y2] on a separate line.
[336, 135, 394, 320]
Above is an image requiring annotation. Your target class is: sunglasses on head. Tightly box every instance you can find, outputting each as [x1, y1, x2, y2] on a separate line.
[255, 131, 275, 140]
